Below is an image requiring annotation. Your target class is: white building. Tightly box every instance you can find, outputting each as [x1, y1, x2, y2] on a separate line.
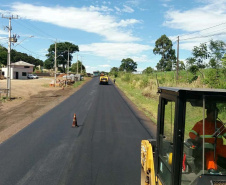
[2, 61, 35, 79]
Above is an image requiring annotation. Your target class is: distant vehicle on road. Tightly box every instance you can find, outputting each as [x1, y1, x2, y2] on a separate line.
[93, 71, 99, 77]
[99, 73, 108, 85]
[27, 74, 39, 79]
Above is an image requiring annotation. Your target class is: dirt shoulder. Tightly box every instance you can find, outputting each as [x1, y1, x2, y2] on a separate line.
[0, 77, 91, 144]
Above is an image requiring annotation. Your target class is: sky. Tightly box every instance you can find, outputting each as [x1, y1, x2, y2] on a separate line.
[0, 0, 226, 73]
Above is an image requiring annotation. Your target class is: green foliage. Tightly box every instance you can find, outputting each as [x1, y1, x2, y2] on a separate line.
[71, 60, 86, 73]
[179, 61, 185, 70]
[143, 67, 154, 74]
[0, 45, 43, 68]
[153, 34, 176, 71]
[208, 58, 217, 68]
[188, 76, 198, 84]
[209, 40, 226, 61]
[109, 67, 119, 77]
[202, 69, 219, 87]
[121, 73, 131, 82]
[140, 76, 149, 88]
[73, 81, 82, 88]
[192, 43, 208, 68]
[44, 59, 53, 69]
[46, 42, 79, 73]
[119, 58, 137, 72]
[0, 46, 7, 66]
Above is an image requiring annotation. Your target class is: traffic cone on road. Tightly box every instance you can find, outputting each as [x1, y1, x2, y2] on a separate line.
[72, 113, 78, 127]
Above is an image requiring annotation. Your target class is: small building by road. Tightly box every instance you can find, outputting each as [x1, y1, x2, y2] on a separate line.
[2, 61, 35, 79]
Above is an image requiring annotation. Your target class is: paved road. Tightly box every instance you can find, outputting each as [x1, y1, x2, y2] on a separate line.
[0, 77, 155, 185]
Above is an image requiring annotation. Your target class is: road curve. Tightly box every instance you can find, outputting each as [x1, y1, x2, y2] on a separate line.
[0, 77, 155, 185]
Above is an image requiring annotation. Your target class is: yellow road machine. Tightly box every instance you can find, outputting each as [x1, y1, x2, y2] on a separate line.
[141, 87, 226, 185]
[99, 73, 108, 85]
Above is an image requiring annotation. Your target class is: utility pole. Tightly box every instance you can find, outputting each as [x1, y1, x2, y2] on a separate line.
[176, 36, 179, 81]
[67, 49, 69, 87]
[77, 54, 78, 74]
[81, 56, 82, 74]
[54, 41, 57, 87]
[2, 15, 18, 99]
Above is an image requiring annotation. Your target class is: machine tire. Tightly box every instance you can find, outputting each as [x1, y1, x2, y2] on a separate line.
[141, 167, 145, 185]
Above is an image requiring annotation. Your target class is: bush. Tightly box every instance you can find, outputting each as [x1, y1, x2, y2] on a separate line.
[140, 76, 149, 88]
[121, 73, 131, 82]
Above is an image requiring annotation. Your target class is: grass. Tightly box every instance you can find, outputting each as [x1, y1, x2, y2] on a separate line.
[115, 77, 159, 124]
[42, 84, 50, 88]
[112, 71, 226, 127]
[0, 96, 8, 102]
[73, 80, 83, 88]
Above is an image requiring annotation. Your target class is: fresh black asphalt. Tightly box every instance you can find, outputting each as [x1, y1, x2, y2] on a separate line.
[0, 77, 155, 185]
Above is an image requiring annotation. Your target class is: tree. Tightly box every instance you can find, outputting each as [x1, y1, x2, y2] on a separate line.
[192, 43, 208, 69]
[46, 42, 79, 73]
[179, 61, 185, 70]
[0, 45, 7, 66]
[209, 40, 226, 68]
[110, 67, 119, 73]
[143, 67, 154, 74]
[0, 45, 43, 68]
[71, 60, 86, 73]
[44, 59, 54, 69]
[119, 58, 137, 72]
[109, 67, 119, 77]
[153, 34, 176, 71]
[222, 54, 226, 68]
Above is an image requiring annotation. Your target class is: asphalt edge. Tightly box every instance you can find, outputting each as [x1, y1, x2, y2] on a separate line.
[110, 78, 157, 139]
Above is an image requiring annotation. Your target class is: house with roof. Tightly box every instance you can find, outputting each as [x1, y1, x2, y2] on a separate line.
[2, 61, 35, 79]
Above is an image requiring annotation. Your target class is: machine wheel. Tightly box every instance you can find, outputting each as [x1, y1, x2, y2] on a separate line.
[141, 167, 151, 185]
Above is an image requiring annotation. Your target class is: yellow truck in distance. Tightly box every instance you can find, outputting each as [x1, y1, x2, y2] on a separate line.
[99, 73, 108, 85]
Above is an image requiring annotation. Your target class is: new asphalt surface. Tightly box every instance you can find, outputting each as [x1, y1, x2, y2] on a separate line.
[0, 77, 155, 185]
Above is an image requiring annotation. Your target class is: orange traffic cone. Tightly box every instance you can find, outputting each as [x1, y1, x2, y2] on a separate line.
[72, 113, 78, 127]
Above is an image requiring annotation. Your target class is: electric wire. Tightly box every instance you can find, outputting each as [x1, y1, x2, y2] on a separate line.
[180, 32, 226, 41]
[17, 44, 44, 58]
[21, 19, 55, 39]
[179, 21, 226, 38]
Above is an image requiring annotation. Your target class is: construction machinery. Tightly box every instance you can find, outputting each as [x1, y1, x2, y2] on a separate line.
[99, 72, 108, 85]
[141, 87, 226, 185]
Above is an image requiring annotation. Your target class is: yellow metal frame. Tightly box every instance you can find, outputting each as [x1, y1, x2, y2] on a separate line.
[141, 140, 157, 185]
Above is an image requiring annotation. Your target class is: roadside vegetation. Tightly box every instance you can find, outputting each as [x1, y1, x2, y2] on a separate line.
[109, 36, 226, 124]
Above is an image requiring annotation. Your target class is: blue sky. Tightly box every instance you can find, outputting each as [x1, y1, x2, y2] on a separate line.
[0, 0, 226, 73]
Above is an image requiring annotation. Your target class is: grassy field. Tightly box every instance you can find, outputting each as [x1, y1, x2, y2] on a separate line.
[112, 70, 226, 129]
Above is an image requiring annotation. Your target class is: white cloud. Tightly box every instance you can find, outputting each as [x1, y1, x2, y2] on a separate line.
[9, 3, 140, 42]
[164, 0, 226, 51]
[117, 19, 141, 27]
[131, 55, 150, 63]
[114, 6, 121, 12]
[80, 42, 152, 60]
[88, 5, 113, 12]
[125, 0, 140, 6]
[114, 4, 134, 13]
[85, 65, 97, 70]
[0, 30, 8, 35]
[0, 29, 9, 44]
[163, 1, 226, 32]
[122, 5, 134, 13]
[98, 64, 111, 68]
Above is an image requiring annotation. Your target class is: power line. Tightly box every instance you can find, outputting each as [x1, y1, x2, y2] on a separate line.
[22, 19, 55, 39]
[15, 19, 56, 40]
[17, 44, 45, 58]
[179, 21, 226, 38]
[180, 32, 226, 41]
